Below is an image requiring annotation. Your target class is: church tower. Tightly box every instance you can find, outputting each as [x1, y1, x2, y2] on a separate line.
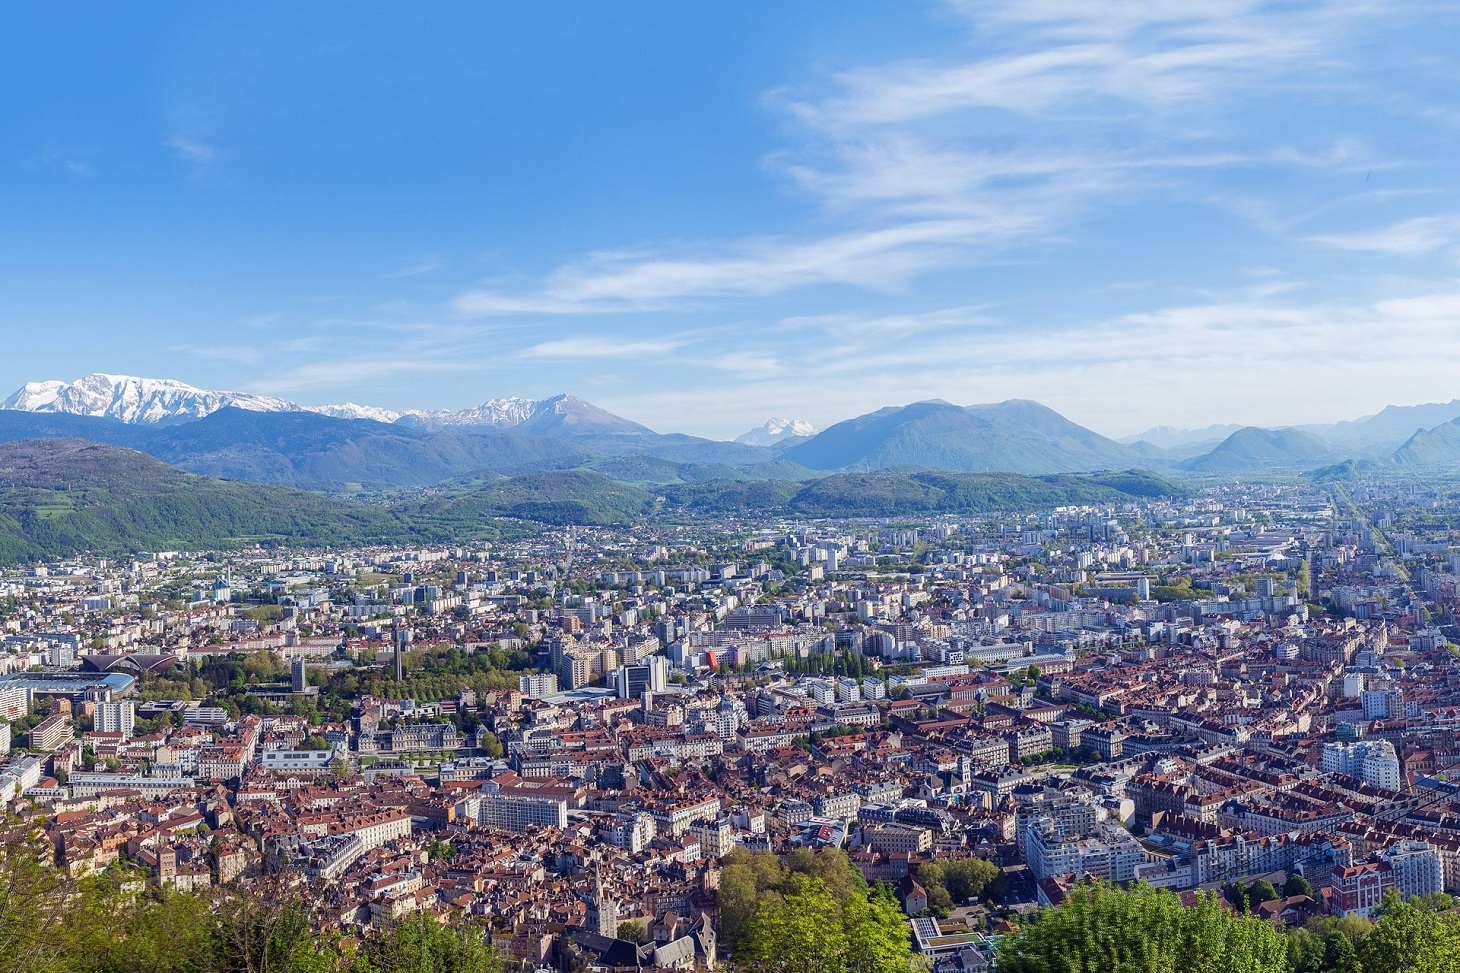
[586, 868, 618, 938]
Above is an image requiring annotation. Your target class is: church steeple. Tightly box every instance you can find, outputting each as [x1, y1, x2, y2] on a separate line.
[586, 866, 618, 938]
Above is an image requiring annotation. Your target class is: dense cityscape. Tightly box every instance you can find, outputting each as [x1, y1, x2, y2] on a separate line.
[8, 3, 1460, 971]
[5, 474, 1460, 969]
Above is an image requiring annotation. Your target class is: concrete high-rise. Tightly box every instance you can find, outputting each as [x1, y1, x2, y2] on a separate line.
[95, 700, 135, 739]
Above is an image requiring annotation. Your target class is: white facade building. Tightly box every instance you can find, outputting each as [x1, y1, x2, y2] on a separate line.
[1384, 841, 1443, 901]
[1322, 740, 1401, 791]
[95, 700, 135, 739]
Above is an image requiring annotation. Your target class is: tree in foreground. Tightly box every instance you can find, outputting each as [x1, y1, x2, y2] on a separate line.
[1283, 873, 1314, 899]
[0, 825, 508, 973]
[996, 881, 1289, 973]
[736, 875, 910, 973]
[1357, 892, 1460, 973]
[354, 912, 499, 973]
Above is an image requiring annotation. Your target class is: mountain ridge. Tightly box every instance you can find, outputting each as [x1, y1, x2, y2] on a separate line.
[783, 399, 1139, 474]
[12, 373, 1460, 481]
[1, 374, 647, 438]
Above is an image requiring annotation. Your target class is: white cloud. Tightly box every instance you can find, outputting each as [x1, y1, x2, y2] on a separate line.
[1310, 215, 1460, 255]
[417, 0, 1451, 439]
[789, 1, 1349, 130]
[450, 3, 1389, 322]
[518, 337, 686, 359]
[252, 355, 480, 393]
[37, 148, 92, 178]
[384, 257, 443, 279]
[168, 136, 217, 164]
[616, 280, 1460, 440]
[455, 220, 1011, 315]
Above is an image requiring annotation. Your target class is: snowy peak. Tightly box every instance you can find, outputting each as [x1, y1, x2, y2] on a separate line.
[305, 402, 403, 423]
[1, 373, 297, 424]
[4, 380, 68, 412]
[395, 394, 652, 438]
[1, 375, 649, 440]
[398, 396, 541, 428]
[736, 417, 817, 446]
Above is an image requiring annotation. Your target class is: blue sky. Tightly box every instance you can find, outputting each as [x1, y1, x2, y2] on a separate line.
[3, 1, 1459, 439]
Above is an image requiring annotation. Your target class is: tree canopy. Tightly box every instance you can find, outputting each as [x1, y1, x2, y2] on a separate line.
[0, 827, 499, 973]
[997, 881, 1290, 973]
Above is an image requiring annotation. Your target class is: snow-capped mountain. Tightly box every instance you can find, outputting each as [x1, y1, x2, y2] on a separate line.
[306, 402, 404, 423]
[0, 373, 420, 425]
[735, 417, 817, 446]
[2, 374, 299, 424]
[395, 394, 653, 439]
[0, 375, 651, 440]
[397, 396, 540, 428]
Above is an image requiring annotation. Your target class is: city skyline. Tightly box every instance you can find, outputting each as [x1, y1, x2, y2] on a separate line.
[4, 2, 1459, 439]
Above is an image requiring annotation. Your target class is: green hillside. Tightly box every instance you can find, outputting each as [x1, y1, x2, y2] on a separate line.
[410, 467, 1185, 525]
[0, 439, 517, 564]
[654, 469, 1185, 519]
[0, 441, 1187, 564]
[658, 478, 805, 514]
[401, 469, 656, 526]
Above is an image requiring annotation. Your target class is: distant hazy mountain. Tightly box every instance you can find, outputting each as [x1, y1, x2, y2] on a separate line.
[20, 373, 1460, 484]
[736, 418, 817, 446]
[1179, 427, 1337, 473]
[0, 406, 780, 489]
[0, 408, 591, 489]
[1120, 423, 1245, 449]
[583, 453, 817, 485]
[0, 376, 735, 471]
[1125, 401, 1460, 458]
[512, 394, 654, 438]
[143, 409, 595, 488]
[782, 399, 1141, 474]
[1307, 400, 1460, 453]
[1392, 419, 1460, 467]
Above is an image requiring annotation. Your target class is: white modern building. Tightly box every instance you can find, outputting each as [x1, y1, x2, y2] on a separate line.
[95, 700, 135, 739]
[1025, 818, 1144, 883]
[1322, 740, 1401, 791]
[1384, 841, 1443, 901]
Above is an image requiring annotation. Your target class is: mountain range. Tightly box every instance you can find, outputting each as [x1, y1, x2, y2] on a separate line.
[6, 373, 1460, 489]
[2, 373, 628, 430]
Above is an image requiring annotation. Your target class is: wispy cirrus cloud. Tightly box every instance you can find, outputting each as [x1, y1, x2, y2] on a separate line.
[455, 220, 1012, 315]
[252, 354, 482, 394]
[1310, 215, 1460, 255]
[167, 136, 217, 164]
[452, 2, 1392, 323]
[384, 257, 444, 279]
[795, 0, 1354, 129]
[518, 336, 686, 359]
